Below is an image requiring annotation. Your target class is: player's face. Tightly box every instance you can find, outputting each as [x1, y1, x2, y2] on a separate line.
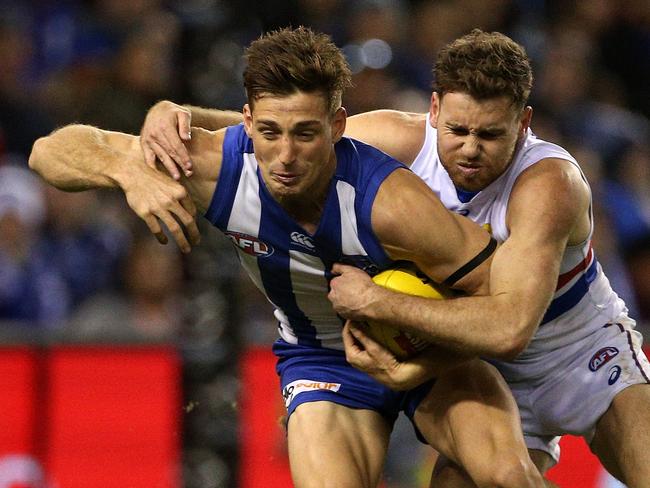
[243, 91, 346, 205]
[431, 92, 532, 192]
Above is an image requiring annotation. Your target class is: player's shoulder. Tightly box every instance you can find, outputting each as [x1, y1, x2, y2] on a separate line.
[187, 127, 225, 164]
[508, 157, 591, 237]
[515, 157, 587, 196]
[347, 110, 427, 138]
[349, 109, 427, 125]
[346, 110, 428, 166]
[183, 127, 226, 199]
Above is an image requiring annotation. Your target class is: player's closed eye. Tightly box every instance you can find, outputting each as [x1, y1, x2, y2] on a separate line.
[260, 130, 279, 139]
[296, 132, 316, 141]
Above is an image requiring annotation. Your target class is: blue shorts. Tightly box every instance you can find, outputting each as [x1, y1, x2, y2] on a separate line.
[273, 339, 435, 443]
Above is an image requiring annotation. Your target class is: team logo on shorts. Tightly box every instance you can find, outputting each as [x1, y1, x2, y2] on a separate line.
[608, 365, 622, 385]
[588, 346, 619, 372]
[282, 379, 341, 408]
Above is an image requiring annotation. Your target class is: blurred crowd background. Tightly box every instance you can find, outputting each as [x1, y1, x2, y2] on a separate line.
[0, 0, 648, 487]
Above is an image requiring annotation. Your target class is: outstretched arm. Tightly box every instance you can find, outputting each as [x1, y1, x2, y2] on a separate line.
[29, 124, 224, 252]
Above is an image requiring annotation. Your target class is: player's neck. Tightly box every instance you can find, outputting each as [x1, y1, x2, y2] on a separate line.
[281, 193, 327, 235]
[279, 162, 334, 234]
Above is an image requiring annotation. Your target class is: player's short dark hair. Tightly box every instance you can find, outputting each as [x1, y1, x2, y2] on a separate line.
[434, 29, 533, 111]
[243, 26, 352, 116]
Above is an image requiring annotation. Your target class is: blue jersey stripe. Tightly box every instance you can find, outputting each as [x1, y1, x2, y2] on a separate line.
[356, 164, 402, 268]
[313, 199, 343, 279]
[204, 125, 246, 227]
[541, 258, 599, 325]
[334, 139, 404, 269]
[256, 183, 322, 346]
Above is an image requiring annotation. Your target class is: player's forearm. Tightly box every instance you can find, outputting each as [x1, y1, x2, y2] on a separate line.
[182, 105, 242, 130]
[366, 289, 540, 359]
[29, 125, 137, 192]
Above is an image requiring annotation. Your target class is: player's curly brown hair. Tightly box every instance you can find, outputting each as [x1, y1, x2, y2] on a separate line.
[243, 26, 352, 116]
[434, 29, 533, 111]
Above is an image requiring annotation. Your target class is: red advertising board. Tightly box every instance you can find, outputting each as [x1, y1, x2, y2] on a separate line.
[0, 346, 181, 488]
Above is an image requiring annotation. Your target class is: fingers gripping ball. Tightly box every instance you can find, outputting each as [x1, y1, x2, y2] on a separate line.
[366, 267, 446, 360]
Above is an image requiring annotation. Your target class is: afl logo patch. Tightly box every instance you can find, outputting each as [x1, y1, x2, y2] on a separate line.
[588, 346, 619, 372]
[225, 231, 274, 257]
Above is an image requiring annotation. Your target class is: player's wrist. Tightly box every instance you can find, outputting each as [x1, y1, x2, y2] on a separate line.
[364, 284, 394, 321]
[109, 157, 143, 192]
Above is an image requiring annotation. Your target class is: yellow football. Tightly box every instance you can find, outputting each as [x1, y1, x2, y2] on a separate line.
[365, 266, 446, 360]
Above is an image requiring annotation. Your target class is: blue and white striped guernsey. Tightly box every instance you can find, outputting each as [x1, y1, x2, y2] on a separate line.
[205, 124, 407, 350]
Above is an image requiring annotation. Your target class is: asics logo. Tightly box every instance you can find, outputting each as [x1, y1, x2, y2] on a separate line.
[291, 231, 315, 250]
[608, 365, 622, 385]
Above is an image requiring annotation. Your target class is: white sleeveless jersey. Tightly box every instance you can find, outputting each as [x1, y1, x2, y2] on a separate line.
[204, 124, 405, 350]
[411, 121, 628, 359]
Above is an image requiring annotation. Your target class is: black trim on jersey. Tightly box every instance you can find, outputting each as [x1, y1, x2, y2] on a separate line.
[442, 237, 497, 287]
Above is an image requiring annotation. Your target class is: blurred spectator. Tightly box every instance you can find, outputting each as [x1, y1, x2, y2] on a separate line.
[0, 165, 68, 327]
[596, 1, 650, 119]
[40, 187, 130, 308]
[625, 235, 650, 335]
[0, 17, 54, 160]
[616, 144, 650, 231]
[66, 232, 186, 341]
[77, 7, 182, 133]
[571, 144, 642, 320]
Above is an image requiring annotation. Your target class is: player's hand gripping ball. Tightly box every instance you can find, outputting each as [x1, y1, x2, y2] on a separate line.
[365, 266, 446, 360]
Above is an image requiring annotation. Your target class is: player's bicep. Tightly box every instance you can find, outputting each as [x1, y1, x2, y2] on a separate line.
[493, 160, 590, 314]
[372, 169, 492, 293]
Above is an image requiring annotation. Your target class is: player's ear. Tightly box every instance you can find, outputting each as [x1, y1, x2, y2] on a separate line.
[331, 106, 347, 142]
[429, 92, 441, 128]
[243, 104, 253, 136]
[520, 106, 533, 136]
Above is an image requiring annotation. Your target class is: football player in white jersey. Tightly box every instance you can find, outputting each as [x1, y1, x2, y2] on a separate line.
[139, 29, 650, 487]
[29, 28, 544, 488]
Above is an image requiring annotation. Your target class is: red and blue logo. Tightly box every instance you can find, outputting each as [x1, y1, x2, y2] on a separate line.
[588, 346, 619, 372]
[225, 231, 274, 257]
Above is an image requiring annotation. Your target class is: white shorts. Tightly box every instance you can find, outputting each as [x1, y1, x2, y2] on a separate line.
[490, 318, 650, 464]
